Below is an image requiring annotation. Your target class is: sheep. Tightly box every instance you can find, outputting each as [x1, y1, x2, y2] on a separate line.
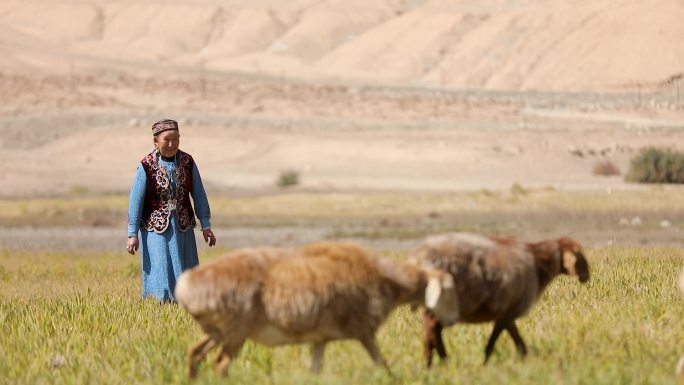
[174, 241, 458, 378]
[174, 246, 295, 378]
[409, 232, 590, 367]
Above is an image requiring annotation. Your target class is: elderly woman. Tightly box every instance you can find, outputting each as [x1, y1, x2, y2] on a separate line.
[126, 119, 216, 302]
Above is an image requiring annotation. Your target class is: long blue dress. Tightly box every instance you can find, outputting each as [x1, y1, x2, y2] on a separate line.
[127, 155, 212, 301]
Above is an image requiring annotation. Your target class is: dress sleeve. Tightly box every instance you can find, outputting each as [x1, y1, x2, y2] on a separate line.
[191, 162, 212, 230]
[127, 165, 146, 237]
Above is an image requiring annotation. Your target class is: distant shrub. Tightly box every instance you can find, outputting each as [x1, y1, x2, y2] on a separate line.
[68, 185, 90, 196]
[277, 169, 300, 188]
[625, 147, 684, 183]
[593, 160, 621, 176]
[510, 183, 527, 196]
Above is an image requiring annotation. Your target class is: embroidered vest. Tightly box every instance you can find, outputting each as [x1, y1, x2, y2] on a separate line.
[140, 150, 197, 233]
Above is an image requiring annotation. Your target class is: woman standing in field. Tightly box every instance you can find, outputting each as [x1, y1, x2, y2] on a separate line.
[126, 119, 216, 302]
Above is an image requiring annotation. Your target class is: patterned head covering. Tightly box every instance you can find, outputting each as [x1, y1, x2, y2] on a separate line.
[151, 119, 179, 136]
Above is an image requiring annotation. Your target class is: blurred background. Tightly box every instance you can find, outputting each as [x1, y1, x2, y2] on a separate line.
[1, 0, 683, 252]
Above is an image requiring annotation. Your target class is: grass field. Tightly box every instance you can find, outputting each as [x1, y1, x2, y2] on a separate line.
[2, 245, 684, 385]
[2, 186, 684, 227]
[3, 187, 684, 252]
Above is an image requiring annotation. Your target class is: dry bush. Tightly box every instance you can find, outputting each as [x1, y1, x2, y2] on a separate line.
[277, 169, 300, 189]
[625, 147, 684, 183]
[510, 182, 528, 196]
[593, 160, 621, 176]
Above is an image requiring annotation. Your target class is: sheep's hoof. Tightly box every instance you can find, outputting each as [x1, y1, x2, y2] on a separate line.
[214, 357, 231, 377]
[188, 364, 198, 380]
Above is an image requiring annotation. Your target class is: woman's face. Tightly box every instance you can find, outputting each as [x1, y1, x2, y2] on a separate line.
[155, 130, 180, 158]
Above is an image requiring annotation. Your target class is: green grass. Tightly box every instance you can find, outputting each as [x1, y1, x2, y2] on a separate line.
[2, 186, 684, 227]
[1, 246, 683, 384]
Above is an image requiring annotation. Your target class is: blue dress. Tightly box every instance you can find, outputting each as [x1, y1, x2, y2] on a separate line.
[127, 156, 212, 301]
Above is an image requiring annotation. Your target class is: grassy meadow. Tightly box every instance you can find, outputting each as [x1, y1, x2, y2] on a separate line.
[2, 186, 684, 228]
[2, 245, 684, 385]
[2, 187, 684, 384]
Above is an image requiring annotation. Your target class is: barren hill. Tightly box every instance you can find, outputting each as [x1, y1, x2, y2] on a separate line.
[0, 0, 683, 198]
[1, 0, 682, 91]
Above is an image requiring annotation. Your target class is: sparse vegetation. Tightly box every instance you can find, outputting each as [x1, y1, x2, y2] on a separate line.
[510, 183, 528, 197]
[593, 160, 621, 176]
[625, 147, 684, 183]
[511, 182, 528, 202]
[67, 185, 90, 196]
[3, 189, 684, 228]
[277, 170, 300, 189]
[2, 247, 683, 384]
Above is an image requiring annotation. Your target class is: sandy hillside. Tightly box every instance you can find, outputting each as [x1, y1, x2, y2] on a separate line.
[0, 0, 682, 198]
[1, 0, 683, 90]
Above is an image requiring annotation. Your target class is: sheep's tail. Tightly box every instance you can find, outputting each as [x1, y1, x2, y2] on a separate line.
[175, 269, 227, 315]
[175, 270, 195, 310]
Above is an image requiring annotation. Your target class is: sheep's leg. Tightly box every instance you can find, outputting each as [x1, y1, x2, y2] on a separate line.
[213, 340, 244, 377]
[677, 355, 684, 385]
[423, 310, 447, 368]
[359, 335, 391, 374]
[483, 320, 505, 364]
[504, 321, 528, 359]
[434, 321, 448, 365]
[423, 312, 436, 368]
[188, 334, 217, 379]
[310, 341, 327, 373]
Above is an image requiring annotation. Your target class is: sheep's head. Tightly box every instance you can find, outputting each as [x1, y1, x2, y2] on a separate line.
[425, 269, 459, 326]
[558, 237, 590, 283]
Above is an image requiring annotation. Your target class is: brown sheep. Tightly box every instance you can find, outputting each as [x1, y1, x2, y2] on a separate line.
[409, 232, 590, 367]
[175, 241, 458, 378]
[174, 247, 295, 378]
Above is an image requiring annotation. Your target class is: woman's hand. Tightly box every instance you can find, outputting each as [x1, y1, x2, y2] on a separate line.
[202, 228, 216, 247]
[126, 236, 139, 255]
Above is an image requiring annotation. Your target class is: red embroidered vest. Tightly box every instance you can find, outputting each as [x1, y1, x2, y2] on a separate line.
[140, 150, 197, 233]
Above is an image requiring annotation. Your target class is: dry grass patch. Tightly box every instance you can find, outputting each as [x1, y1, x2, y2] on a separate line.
[2, 188, 684, 227]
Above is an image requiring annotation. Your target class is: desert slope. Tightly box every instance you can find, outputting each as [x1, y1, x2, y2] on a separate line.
[0, 0, 682, 91]
[0, 0, 682, 198]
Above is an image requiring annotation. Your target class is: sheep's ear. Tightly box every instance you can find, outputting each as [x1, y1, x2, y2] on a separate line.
[562, 249, 590, 282]
[562, 250, 577, 276]
[426, 273, 454, 308]
[425, 276, 443, 309]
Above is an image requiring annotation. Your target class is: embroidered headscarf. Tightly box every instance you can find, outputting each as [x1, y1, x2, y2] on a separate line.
[151, 119, 179, 136]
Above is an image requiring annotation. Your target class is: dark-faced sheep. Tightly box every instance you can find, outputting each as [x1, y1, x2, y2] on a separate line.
[410, 232, 590, 367]
[175, 242, 458, 378]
